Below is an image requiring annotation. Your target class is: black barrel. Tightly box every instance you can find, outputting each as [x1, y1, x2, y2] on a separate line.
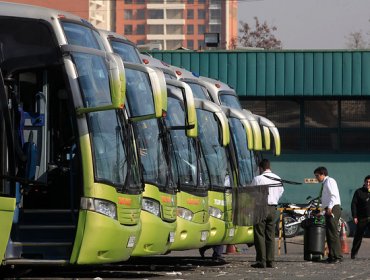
[301, 216, 326, 261]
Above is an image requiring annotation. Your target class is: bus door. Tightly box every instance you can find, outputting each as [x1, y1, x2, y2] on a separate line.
[0, 70, 16, 262]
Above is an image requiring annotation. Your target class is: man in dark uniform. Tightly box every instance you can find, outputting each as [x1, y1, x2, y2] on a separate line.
[351, 175, 370, 259]
[250, 159, 284, 268]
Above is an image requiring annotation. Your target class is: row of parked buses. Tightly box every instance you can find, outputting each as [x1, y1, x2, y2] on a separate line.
[0, 2, 280, 267]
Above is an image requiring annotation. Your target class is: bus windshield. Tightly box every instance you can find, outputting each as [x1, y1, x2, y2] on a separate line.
[70, 43, 141, 192]
[229, 118, 254, 186]
[219, 92, 242, 110]
[166, 97, 197, 187]
[197, 110, 229, 189]
[61, 21, 105, 50]
[125, 68, 156, 117]
[88, 110, 140, 190]
[73, 52, 112, 108]
[110, 40, 141, 64]
[132, 118, 172, 188]
[187, 82, 209, 100]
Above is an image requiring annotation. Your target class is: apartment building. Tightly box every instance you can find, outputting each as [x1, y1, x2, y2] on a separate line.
[117, 0, 238, 50]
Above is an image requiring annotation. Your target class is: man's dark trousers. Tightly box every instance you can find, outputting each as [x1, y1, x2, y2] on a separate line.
[351, 217, 370, 257]
[253, 205, 276, 265]
[325, 204, 342, 260]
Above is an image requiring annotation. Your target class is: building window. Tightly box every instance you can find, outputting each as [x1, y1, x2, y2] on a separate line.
[124, 25, 133, 35]
[210, 9, 221, 20]
[137, 40, 146, 45]
[241, 98, 370, 153]
[198, 0, 206, 3]
[167, 9, 183, 19]
[187, 25, 194, 35]
[148, 25, 164, 34]
[187, 40, 194, 49]
[198, 25, 205, 34]
[124, 10, 133, 19]
[136, 25, 145, 35]
[167, 40, 183, 50]
[209, 25, 221, 33]
[124, 0, 133, 3]
[148, 9, 164, 19]
[148, 40, 164, 48]
[167, 25, 183, 35]
[187, 0, 194, 3]
[136, 0, 145, 3]
[137, 10, 145, 20]
[187, 9, 194, 19]
[198, 9, 206, 19]
[147, 0, 164, 3]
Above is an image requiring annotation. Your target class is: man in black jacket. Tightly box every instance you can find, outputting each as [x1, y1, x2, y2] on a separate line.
[351, 175, 370, 259]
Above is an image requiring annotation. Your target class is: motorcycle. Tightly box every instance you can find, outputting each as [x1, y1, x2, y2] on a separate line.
[278, 196, 350, 238]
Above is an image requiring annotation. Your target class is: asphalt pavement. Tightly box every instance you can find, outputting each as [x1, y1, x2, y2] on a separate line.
[163, 236, 370, 280]
[3, 236, 370, 280]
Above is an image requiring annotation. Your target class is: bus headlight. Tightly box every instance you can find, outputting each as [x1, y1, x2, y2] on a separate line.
[81, 197, 117, 220]
[209, 206, 222, 219]
[177, 207, 194, 221]
[142, 198, 160, 216]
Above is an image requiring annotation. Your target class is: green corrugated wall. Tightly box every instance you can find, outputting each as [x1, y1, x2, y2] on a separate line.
[150, 50, 370, 97]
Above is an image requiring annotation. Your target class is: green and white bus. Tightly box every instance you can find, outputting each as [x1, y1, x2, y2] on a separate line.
[193, 98, 234, 246]
[138, 55, 212, 251]
[165, 79, 210, 251]
[169, 70, 263, 246]
[0, 2, 161, 265]
[99, 30, 177, 256]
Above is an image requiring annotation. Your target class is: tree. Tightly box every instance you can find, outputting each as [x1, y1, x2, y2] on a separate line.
[345, 31, 366, 49]
[239, 17, 282, 49]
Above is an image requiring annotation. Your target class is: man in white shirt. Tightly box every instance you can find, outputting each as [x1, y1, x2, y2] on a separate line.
[314, 166, 343, 263]
[250, 159, 284, 268]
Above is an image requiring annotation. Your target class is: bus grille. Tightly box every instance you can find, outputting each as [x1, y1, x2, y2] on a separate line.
[118, 207, 141, 225]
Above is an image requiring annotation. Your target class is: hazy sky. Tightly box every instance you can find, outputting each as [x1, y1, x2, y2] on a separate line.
[238, 0, 370, 49]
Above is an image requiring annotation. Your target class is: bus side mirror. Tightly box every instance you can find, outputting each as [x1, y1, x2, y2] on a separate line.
[243, 109, 263, 151]
[194, 99, 230, 147]
[149, 67, 167, 118]
[262, 125, 271, 151]
[166, 79, 197, 138]
[254, 114, 281, 156]
[221, 106, 254, 150]
[215, 111, 230, 147]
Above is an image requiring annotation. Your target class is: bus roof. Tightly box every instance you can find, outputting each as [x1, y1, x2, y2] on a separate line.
[0, 1, 86, 24]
